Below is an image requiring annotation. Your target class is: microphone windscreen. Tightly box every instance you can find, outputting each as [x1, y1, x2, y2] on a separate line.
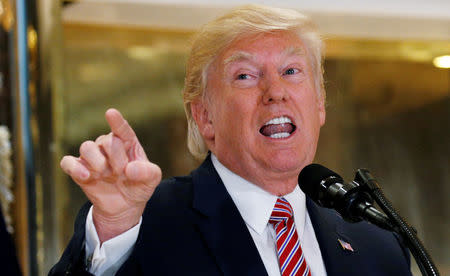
[298, 164, 343, 200]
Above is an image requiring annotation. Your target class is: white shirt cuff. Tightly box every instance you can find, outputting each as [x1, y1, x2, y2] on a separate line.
[85, 206, 142, 276]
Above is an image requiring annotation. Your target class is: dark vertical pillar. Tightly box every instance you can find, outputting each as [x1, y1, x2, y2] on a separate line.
[13, 0, 37, 274]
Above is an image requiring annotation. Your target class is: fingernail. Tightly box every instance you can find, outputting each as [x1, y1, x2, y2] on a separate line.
[80, 168, 90, 180]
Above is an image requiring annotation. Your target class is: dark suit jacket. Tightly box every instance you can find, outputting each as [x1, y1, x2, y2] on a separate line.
[50, 156, 412, 275]
[0, 208, 22, 276]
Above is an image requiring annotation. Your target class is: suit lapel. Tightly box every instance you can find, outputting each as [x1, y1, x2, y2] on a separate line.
[191, 156, 268, 276]
[306, 198, 359, 275]
[189, 157, 363, 276]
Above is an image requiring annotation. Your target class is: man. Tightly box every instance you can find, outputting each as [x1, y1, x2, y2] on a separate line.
[50, 5, 412, 276]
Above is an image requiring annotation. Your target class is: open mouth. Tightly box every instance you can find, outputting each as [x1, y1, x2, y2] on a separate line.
[259, 116, 296, 139]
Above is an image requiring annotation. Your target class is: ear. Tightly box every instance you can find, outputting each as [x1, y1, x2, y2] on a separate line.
[317, 96, 326, 126]
[191, 100, 215, 140]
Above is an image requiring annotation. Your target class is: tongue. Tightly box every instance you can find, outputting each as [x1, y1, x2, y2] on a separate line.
[260, 123, 294, 136]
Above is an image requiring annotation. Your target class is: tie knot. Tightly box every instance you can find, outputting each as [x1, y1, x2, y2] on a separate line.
[269, 197, 293, 226]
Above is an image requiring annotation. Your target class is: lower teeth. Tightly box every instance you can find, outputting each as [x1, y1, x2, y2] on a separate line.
[270, 132, 290, 139]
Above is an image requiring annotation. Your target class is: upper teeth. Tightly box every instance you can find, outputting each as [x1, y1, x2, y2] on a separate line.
[264, 116, 292, 125]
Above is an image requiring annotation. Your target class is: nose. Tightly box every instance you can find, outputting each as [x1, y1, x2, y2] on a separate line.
[261, 75, 289, 104]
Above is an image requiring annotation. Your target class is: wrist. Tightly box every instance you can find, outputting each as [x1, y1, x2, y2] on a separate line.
[92, 205, 144, 243]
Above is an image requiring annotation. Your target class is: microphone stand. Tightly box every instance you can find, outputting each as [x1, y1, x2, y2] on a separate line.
[354, 169, 440, 276]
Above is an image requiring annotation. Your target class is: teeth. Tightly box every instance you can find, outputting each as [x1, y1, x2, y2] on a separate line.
[265, 116, 292, 126]
[270, 132, 291, 139]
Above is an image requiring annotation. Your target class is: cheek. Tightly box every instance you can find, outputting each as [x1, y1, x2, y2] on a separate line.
[212, 99, 245, 137]
[224, 96, 255, 121]
[295, 93, 323, 131]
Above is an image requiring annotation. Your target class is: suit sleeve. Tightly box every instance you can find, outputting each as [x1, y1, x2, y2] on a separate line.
[48, 202, 94, 276]
[393, 231, 412, 270]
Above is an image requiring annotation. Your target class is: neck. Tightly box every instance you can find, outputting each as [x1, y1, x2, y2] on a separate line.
[246, 173, 298, 196]
[211, 153, 299, 196]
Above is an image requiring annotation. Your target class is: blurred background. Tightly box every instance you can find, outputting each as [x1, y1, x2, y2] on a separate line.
[0, 0, 448, 275]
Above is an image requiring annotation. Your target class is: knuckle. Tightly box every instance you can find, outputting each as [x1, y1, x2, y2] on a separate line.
[112, 135, 125, 148]
[152, 163, 162, 174]
[118, 121, 135, 137]
[80, 140, 95, 154]
[149, 163, 162, 181]
[118, 120, 129, 131]
[113, 156, 127, 169]
[95, 134, 106, 143]
[102, 133, 114, 146]
[90, 158, 105, 173]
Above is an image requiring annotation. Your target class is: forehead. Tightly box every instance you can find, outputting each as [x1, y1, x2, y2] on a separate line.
[218, 31, 307, 66]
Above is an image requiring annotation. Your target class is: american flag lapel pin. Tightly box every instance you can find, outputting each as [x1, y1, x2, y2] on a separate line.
[338, 239, 354, 252]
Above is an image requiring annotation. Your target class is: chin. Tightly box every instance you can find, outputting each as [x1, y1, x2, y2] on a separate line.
[264, 151, 307, 174]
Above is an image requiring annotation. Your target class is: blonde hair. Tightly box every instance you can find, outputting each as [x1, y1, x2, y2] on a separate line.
[183, 4, 325, 160]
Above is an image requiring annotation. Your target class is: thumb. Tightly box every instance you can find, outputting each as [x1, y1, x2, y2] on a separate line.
[125, 160, 162, 184]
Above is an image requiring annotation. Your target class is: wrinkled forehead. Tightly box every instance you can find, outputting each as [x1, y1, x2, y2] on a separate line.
[223, 46, 306, 67]
[216, 31, 308, 68]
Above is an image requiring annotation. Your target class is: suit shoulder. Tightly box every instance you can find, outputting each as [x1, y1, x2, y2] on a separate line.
[155, 174, 193, 198]
[334, 210, 411, 270]
[308, 202, 411, 275]
[323, 207, 406, 249]
[143, 174, 194, 215]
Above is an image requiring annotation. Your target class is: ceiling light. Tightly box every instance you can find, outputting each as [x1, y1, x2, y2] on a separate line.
[433, 55, 450, 69]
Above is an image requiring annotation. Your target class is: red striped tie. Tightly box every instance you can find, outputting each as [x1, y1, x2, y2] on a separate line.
[269, 197, 312, 276]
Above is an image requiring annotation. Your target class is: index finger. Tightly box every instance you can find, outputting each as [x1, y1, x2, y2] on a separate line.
[105, 108, 136, 142]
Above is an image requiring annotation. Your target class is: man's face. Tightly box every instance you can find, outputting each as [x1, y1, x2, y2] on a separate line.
[193, 31, 325, 194]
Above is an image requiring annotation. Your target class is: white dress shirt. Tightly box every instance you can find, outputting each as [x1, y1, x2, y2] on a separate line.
[85, 154, 327, 276]
[85, 208, 141, 276]
[211, 155, 327, 276]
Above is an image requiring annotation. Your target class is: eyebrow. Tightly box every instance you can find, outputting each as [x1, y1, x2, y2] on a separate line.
[223, 51, 256, 66]
[283, 46, 306, 57]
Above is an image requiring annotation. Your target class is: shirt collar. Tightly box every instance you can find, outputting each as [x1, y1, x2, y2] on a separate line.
[211, 154, 307, 238]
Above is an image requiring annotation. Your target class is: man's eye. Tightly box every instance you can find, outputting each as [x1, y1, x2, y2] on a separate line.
[284, 68, 299, 75]
[237, 74, 250, 80]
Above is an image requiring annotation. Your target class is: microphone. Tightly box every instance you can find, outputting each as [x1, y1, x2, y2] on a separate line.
[298, 164, 396, 231]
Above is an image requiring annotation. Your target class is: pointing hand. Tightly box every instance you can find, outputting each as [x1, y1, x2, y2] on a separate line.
[60, 109, 161, 242]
